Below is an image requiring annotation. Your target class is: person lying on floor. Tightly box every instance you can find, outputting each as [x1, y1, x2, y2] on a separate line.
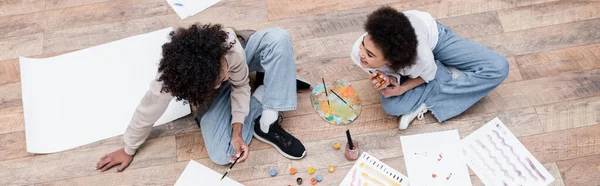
[351, 7, 508, 129]
[96, 24, 311, 172]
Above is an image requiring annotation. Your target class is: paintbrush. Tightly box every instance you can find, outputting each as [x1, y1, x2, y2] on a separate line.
[330, 90, 354, 110]
[322, 78, 331, 107]
[346, 129, 354, 150]
[220, 151, 244, 182]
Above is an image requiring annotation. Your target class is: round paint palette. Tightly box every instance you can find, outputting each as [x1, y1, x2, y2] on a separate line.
[310, 80, 362, 125]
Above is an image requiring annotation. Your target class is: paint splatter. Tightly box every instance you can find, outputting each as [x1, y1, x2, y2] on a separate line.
[432, 174, 437, 178]
[173, 3, 183, 6]
[446, 173, 453, 180]
[437, 153, 443, 161]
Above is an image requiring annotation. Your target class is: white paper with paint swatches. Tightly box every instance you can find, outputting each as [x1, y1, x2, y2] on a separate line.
[462, 118, 554, 186]
[340, 152, 410, 186]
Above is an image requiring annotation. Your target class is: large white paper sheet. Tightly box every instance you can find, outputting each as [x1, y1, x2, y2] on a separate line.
[340, 152, 410, 186]
[400, 130, 472, 186]
[167, 0, 221, 19]
[20, 27, 191, 153]
[175, 160, 243, 186]
[462, 118, 554, 186]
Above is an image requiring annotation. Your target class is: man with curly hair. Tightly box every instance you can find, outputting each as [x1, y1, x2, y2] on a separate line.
[351, 7, 508, 129]
[96, 24, 310, 171]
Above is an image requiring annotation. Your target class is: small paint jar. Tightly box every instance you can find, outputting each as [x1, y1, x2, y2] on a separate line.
[328, 166, 335, 173]
[345, 140, 359, 161]
[290, 168, 297, 175]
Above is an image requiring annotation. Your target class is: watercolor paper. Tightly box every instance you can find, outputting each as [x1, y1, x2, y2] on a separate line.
[462, 118, 554, 186]
[175, 160, 243, 186]
[167, 0, 220, 19]
[20, 28, 190, 153]
[400, 130, 472, 186]
[340, 152, 410, 186]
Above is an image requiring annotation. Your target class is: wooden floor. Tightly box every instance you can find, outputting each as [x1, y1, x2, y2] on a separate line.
[1, 0, 600, 185]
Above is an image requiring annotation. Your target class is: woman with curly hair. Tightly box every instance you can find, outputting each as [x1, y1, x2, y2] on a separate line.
[96, 24, 310, 171]
[351, 7, 508, 130]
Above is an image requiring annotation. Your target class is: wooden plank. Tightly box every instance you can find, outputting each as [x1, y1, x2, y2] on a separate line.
[520, 124, 600, 164]
[285, 79, 381, 118]
[0, 34, 43, 61]
[473, 18, 600, 57]
[175, 131, 208, 162]
[0, 58, 21, 84]
[535, 96, 600, 133]
[293, 31, 363, 65]
[406, 107, 544, 138]
[396, 0, 559, 20]
[557, 154, 600, 186]
[0, 12, 44, 39]
[36, 162, 187, 186]
[45, 0, 112, 10]
[498, 0, 600, 32]
[0, 82, 22, 109]
[177, 0, 268, 28]
[237, 6, 374, 41]
[0, 136, 177, 185]
[296, 58, 369, 84]
[515, 43, 600, 80]
[43, 14, 178, 54]
[464, 68, 600, 116]
[437, 11, 504, 39]
[0, 106, 24, 134]
[470, 162, 565, 186]
[265, 0, 439, 21]
[43, 0, 168, 31]
[0, 0, 45, 17]
[505, 57, 523, 83]
[0, 132, 32, 162]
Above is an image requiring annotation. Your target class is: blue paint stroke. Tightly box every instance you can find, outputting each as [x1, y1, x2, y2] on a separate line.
[174, 3, 184, 6]
[311, 84, 325, 95]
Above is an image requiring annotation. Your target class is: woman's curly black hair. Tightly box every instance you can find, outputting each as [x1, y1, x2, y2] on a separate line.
[158, 23, 233, 105]
[365, 6, 418, 71]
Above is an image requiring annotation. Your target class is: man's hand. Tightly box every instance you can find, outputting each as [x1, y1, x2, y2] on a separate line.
[381, 79, 407, 98]
[96, 148, 133, 172]
[228, 123, 249, 163]
[370, 70, 390, 91]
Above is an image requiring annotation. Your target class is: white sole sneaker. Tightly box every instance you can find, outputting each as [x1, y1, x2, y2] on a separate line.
[399, 104, 429, 130]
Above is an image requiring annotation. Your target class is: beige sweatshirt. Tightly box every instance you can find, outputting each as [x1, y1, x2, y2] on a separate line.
[123, 28, 250, 155]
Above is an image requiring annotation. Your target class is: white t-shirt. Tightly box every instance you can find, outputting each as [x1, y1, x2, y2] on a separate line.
[350, 10, 439, 83]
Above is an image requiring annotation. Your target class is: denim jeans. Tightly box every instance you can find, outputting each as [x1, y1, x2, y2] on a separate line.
[198, 28, 298, 165]
[381, 22, 509, 122]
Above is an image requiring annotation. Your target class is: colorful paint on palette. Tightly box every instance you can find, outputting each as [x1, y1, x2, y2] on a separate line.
[310, 80, 362, 125]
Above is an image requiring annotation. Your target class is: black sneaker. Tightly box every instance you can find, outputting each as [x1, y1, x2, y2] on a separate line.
[255, 71, 311, 90]
[253, 115, 306, 159]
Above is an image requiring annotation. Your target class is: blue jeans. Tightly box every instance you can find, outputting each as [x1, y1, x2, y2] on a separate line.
[198, 28, 298, 165]
[381, 22, 509, 122]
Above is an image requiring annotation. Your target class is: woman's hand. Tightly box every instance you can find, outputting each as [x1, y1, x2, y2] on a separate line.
[381, 79, 407, 98]
[370, 70, 389, 91]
